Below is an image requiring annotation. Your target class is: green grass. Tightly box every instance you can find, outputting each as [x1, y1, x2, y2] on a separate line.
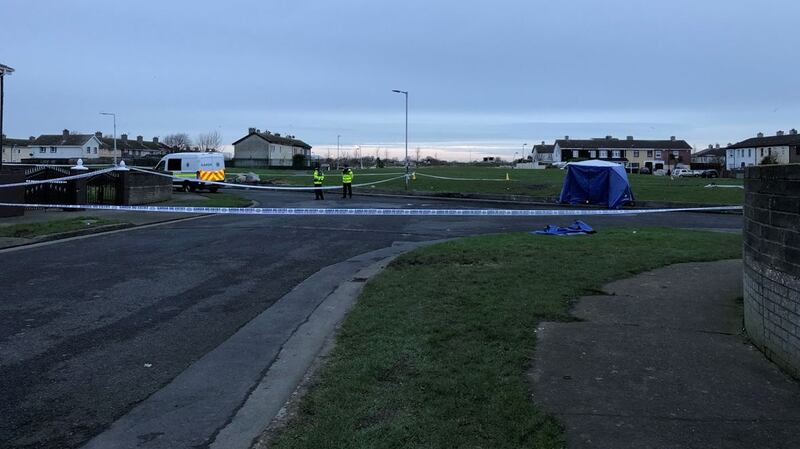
[0, 216, 123, 238]
[227, 166, 743, 204]
[272, 228, 742, 449]
[167, 192, 252, 208]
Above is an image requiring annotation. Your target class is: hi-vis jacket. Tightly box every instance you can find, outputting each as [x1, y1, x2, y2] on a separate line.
[313, 170, 325, 186]
[342, 169, 354, 184]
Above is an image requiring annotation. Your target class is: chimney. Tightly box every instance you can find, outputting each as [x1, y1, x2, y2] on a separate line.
[715, 144, 720, 149]
[626, 136, 634, 140]
[248, 127, 256, 134]
[137, 135, 143, 143]
[605, 135, 612, 139]
[777, 130, 785, 136]
[670, 136, 676, 141]
[256, 129, 261, 133]
[153, 136, 159, 143]
[757, 132, 764, 138]
[708, 144, 713, 149]
[275, 133, 281, 137]
[29, 136, 35, 142]
[121, 133, 128, 142]
[63, 129, 70, 136]
[541, 141, 545, 145]
[95, 131, 102, 138]
[791, 128, 798, 135]
[564, 135, 569, 140]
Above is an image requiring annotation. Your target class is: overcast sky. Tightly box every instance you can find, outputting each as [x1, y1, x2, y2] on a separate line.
[3, 0, 799, 160]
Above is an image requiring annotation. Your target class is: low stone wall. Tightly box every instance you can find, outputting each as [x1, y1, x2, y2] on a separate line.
[743, 164, 800, 377]
[0, 171, 25, 217]
[122, 171, 172, 205]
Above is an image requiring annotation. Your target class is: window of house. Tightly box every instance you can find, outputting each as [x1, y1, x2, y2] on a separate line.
[599, 150, 608, 158]
[93, 147, 97, 154]
[655, 151, 662, 158]
[40, 147, 46, 153]
[588, 150, 596, 158]
[633, 150, 640, 157]
[646, 150, 653, 157]
[631, 162, 640, 168]
[612, 150, 621, 158]
[50, 147, 57, 153]
[760, 148, 764, 157]
[87, 148, 91, 154]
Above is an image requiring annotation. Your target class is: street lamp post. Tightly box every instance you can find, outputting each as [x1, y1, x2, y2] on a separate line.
[336, 134, 340, 171]
[0, 63, 15, 171]
[522, 143, 528, 159]
[100, 112, 117, 165]
[392, 89, 409, 190]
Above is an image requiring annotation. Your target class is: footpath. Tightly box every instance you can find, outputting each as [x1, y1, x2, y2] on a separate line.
[531, 260, 800, 449]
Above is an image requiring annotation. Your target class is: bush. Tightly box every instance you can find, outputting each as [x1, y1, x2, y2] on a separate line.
[292, 154, 307, 169]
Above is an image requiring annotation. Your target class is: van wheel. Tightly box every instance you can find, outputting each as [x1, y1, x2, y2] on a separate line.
[209, 186, 219, 193]
[188, 183, 197, 192]
[182, 181, 190, 192]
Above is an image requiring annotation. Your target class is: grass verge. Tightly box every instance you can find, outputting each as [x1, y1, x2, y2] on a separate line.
[271, 228, 742, 449]
[0, 216, 124, 238]
[227, 166, 743, 204]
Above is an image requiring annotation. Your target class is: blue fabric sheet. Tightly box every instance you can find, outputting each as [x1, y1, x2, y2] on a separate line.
[558, 160, 635, 209]
[534, 220, 595, 236]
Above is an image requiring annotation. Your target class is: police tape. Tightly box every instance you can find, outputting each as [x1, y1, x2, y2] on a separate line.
[0, 167, 120, 188]
[414, 172, 510, 181]
[0, 202, 743, 216]
[129, 167, 407, 191]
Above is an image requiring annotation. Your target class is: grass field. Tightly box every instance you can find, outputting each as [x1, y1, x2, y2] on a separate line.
[227, 166, 743, 204]
[0, 216, 123, 238]
[271, 229, 743, 449]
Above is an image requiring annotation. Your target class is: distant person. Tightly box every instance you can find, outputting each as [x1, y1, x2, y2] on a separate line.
[342, 165, 354, 199]
[313, 166, 325, 200]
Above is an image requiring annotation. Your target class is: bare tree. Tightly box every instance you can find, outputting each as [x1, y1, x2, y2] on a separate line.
[196, 131, 222, 152]
[163, 133, 193, 151]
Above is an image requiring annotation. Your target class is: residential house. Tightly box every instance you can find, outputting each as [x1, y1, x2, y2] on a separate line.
[1, 135, 35, 163]
[26, 129, 103, 161]
[531, 141, 556, 164]
[232, 128, 312, 168]
[96, 132, 171, 160]
[554, 135, 692, 173]
[725, 129, 800, 170]
[691, 144, 727, 170]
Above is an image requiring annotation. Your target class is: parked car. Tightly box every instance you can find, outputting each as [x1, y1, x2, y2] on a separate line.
[653, 169, 667, 176]
[700, 169, 719, 178]
[672, 168, 698, 177]
[639, 167, 651, 175]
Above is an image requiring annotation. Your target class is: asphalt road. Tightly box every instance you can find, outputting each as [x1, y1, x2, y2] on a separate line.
[0, 190, 742, 449]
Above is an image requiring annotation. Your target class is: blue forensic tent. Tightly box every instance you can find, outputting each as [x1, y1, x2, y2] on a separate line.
[558, 160, 634, 208]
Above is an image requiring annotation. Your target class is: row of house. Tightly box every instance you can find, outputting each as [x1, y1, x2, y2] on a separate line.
[531, 129, 800, 172]
[532, 136, 692, 172]
[1, 129, 172, 163]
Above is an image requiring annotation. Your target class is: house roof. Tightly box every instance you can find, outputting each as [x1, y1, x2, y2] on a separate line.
[693, 147, 726, 158]
[532, 144, 555, 154]
[98, 136, 169, 152]
[31, 133, 96, 146]
[1, 137, 33, 147]
[727, 133, 800, 149]
[555, 138, 692, 150]
[232, 131, 312, 149]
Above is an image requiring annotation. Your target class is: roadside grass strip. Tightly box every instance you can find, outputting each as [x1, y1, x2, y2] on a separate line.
[271, 228, 742, 449]
[0, 216, 123, 238]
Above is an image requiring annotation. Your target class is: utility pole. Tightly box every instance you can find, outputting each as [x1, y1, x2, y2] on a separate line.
[392, 89, 409, 190]
[336, 134, 340, 170]
[0, 63, 15, 170]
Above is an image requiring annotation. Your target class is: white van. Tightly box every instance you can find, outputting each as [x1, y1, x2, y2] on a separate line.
[154, 152, 225, 192]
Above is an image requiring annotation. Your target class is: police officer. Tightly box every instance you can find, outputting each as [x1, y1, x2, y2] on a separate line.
[341, 164, 354, 199]
[313, 166, 325, 200]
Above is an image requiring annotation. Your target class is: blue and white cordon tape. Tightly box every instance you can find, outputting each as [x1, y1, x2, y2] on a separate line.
[0, 202, 742, 216]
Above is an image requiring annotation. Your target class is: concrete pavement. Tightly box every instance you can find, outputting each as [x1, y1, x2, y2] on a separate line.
[0, 190, 743, 449]
[531, 260, 800, 449]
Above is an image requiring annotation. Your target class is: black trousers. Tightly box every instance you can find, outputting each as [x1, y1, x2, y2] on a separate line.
[314, 185, 324, 200]
[342, 183, 352, 198]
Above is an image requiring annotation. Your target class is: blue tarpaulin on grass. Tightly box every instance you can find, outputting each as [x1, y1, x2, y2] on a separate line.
[534, 220, 595, 236]
[558, 160, 635, 209]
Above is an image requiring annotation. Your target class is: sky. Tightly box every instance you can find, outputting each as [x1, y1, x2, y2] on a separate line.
[3, 0, 799, 161]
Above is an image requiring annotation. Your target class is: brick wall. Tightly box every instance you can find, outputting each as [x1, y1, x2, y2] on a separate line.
[743, 164, 800, 378]
[122, 171, 172, 205]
